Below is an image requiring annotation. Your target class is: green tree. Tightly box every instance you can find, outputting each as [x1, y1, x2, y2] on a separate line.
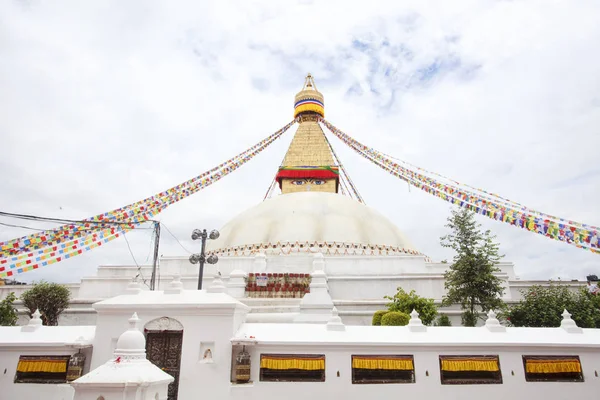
[385, 288, 437, 325]
[433, 314, 452, 326]
[21, 282, 71, 326]
[380, 311, 410, 326]
[508, 284, 600, 328]
[0, 292, 19, 326]
[441, 208, 505, 326]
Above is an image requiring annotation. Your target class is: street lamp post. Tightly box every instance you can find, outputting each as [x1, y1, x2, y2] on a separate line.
[189, 228, 220, 290]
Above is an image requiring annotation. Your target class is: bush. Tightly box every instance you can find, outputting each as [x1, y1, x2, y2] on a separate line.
[380, 311, 410, 326]
[372, 310, 389, 326]
[0, 292, 19, 326]
[461, 310, 478, 327]
[434, 314, 452, 326]
[384, 288, 438, 325]
[508, 284, 598, 328]
[21, 281, 71, 326]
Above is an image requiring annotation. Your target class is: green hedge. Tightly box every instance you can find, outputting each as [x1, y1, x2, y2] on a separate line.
[372, 310, 389, 326]
[380, 311, 410, 326]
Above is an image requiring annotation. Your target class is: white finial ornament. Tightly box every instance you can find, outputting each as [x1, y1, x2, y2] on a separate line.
[485, 309, 505, 332]
[126, 279, 142, 294]
[409, 309, 422, 325]
[408, 309, 426, 332]
[164, 274, 184, 294]
[561, 309, 582, 333]
[207, 272, 226, 293]
[32, 309, 42, 323]
[128, 312, 139, 329]
[326, 306, 345, 331]
[22, 309, 43, 332]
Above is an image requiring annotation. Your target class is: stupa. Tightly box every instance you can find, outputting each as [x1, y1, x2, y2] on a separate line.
[0, 75, 578, 326]
[1, 75, 598, 400]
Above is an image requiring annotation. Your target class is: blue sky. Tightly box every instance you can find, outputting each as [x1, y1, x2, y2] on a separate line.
[1, 0, 599, 283]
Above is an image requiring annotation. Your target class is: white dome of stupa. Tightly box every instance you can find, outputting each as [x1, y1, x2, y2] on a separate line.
[207, 192, 420, 256]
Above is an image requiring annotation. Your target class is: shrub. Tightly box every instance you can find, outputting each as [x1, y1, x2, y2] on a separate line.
[372, 310, 389, 326]
[21, 281, 71, 326]
[0, 292, 19, 326]
[434, 313, 452, 326]
[385, 288, 438, 325]
[461, 310, 478, 327]
[508, 284, 598, 328]
[380, 311, 410, 326]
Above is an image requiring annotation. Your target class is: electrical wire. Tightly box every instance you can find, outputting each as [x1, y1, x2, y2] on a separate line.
[122, 229, 150, 288]
[0, 222, 47, 231]
[160, 222, 194, 254]
[0, 210, 147, 226]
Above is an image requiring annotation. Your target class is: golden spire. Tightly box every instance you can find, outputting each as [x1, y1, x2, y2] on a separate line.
[293, 73, 325, 119]
[275, 74, 338, 195]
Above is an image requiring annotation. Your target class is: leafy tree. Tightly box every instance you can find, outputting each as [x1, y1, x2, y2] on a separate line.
[508, 284, 600, 328]
[21, 281, 71, 326]
[385, 288, 437, 325]
[434, 313, 452, 326]
[0, 292, 19, 326]
[381, 311, 410, 326]
[372, 310, 389, 326]
[441, 208, 505, 326]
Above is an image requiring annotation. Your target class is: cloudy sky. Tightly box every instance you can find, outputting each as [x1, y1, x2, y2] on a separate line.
[1, 0, 599, 284]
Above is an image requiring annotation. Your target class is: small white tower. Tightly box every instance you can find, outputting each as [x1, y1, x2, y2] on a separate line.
[71, 313, 173, 400]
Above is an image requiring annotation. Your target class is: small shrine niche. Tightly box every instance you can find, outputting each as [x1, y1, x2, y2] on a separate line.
[67, 351, 86, 381]
[235, 347, 251, 383]
[199, 341, 215, 363]
[230, 338, 257, 384]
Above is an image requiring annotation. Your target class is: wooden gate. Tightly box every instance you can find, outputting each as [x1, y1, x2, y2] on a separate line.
[146, 330, 183, 400]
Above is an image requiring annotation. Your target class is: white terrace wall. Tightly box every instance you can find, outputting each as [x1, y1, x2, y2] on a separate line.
[223, 344, 600, 400]
[0, 346, 93, 400]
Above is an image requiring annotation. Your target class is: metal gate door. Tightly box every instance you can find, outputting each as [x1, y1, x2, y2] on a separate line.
[146, 330, 183, 400]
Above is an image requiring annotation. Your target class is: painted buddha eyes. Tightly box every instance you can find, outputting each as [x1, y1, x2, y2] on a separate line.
[290, 179, 326, 186]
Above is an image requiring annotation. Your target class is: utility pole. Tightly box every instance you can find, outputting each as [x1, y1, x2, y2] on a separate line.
[149, 221, 161, 290]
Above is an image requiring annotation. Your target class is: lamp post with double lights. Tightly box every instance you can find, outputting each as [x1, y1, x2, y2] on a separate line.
[189, 228, 220, 290]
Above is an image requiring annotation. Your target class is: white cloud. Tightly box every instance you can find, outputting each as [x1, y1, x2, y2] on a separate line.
[1, 0, 599, 283]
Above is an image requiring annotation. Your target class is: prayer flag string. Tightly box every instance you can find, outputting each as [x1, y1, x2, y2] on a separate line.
[320, 118, 599, 254]
[0, 120, 296, 277]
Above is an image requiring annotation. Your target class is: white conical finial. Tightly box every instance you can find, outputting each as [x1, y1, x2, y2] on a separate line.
[560, 309, 582, 333]
[126, 279, 142, 294]
[32, 309, 42, 323]
[326, 307, 345, 331]
[164, 274, 184, 294]
[207, 272, 226, 293]
[408, 309, 426, 332]
[22, 309, 43, 332]
[485, 309, 505, 332]
[128, 313, 139, 330]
